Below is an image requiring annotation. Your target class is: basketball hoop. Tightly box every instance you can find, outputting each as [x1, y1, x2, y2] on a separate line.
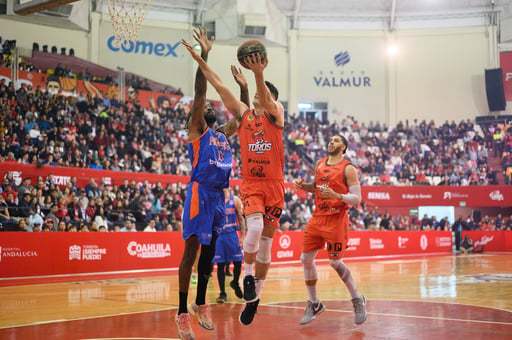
[106, 0, 152, 48]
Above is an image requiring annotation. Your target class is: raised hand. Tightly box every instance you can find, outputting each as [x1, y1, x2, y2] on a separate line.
[181, 38, 202, 62]
[231, 65, 248, 88]
[193, 26, 214, 55]
[243, 53, 268, 73]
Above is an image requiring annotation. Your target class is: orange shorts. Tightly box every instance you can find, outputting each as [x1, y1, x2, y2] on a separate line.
[240, 179, 285, 228]
[302, 213, 349, 259]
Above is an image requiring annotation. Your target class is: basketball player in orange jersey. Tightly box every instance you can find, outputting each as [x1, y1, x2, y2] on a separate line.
[181, 41, 284, 326]
[294, 134, 367, 326]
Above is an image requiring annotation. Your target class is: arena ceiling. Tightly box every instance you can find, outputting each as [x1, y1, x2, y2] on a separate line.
[152, 0, 512, 27]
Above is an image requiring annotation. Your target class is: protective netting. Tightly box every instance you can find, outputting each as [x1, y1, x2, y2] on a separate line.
[106, 0, 152, 48]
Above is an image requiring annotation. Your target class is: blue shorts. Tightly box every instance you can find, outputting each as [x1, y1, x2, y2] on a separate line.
[213, 231, 243, 263]
[182, 182, 225, 245]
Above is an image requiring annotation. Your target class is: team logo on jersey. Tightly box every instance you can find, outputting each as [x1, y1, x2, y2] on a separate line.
[248, 130, 272, 154]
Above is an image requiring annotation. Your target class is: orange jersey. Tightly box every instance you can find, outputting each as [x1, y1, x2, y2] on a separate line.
[313, 157, 351, 216]
[238, 109, 284, 180]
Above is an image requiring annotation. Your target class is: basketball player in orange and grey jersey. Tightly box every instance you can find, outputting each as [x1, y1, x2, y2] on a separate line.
[180, 41, 284, 326]
[294, 134, 367, 326]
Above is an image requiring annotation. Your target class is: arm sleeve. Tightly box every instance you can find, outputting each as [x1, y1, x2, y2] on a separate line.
[341, 184, 361, 206]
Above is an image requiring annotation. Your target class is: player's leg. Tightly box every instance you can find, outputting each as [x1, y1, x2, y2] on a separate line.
[253, 181, 284, 300]
[191, 249, 199, 284]
[327, 214, 367, 325]
[230, 261, 243, 298]
[188, 189, 223, 331]
[242, 212, 264, 301]
[254, 223, 276, 297]
[189, 233, 217, 330]
[214, 234, 227, 303]
[225, 261, 232, 276]
[300, 217, 325, 325]
[216, 262, 227, 302]
[176, 235, 200, 339]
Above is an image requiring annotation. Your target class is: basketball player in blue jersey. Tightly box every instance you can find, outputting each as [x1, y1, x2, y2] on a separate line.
[214, 188, 246, 303]
[175, 27, 234, 340]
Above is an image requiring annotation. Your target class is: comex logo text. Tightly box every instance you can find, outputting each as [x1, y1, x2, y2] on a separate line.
[107, 36, 180, 57]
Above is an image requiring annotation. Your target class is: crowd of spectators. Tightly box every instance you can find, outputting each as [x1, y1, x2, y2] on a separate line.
[0, 43, 511, 233]
[0, 149, 509, 237]
[0, 173, 187, 232]
[2, 170, 511, 233]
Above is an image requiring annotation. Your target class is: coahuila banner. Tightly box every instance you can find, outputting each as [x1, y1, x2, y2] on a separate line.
[0, 231, 453, 280]
[500, 52, 512, 102]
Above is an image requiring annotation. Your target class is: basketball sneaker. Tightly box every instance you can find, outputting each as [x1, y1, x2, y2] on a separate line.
[239, 299, 260, 326]
[175, 313, 194, 340]
[300, 300, 325, 325]
[351, 295, 367, 325]
[243, 275, 257, 301]
[216, 292, 227, 303]
[230, 280, 243, 299]
[188, 302, 214, 330]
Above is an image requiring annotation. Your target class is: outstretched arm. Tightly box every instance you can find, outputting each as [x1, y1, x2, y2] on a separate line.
[182, 39, 248, 119]
[231, 65, 250, 107]
[217, 66, 249, 137]
[244, 54, 284, 126]
[188, 27, 213, 140]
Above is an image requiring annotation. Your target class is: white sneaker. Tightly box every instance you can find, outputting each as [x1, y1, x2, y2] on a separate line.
[300, 300, 325, 325]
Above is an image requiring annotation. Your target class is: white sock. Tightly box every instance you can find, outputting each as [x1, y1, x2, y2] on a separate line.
[244, 262, 254, 276]
[306, 285, 318, 303]
[255, 278, 265, 298]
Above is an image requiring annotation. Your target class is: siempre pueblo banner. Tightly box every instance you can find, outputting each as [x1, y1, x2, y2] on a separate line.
[500, 52, 512, 102]
[0, 231, 452, 279]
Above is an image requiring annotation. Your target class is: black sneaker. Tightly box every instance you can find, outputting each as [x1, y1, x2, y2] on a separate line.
[216, 292, 227, 303]
[239, 299, 259, 325]
[230, 280, 243, 299]
[225, 271, 233, 277]
[243, 275, 257, 301]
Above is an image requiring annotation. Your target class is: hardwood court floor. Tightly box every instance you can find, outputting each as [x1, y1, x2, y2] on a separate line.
[1, 254, 511, 339]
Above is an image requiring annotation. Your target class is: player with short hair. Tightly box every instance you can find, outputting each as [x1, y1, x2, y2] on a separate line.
[181, 40, 285, 326]
[294, 134, 367, 326]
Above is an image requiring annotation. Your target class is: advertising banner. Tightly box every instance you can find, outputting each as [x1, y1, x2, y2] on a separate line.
[0, 232, 184, 279]
[462, 231, 510, 252]
[2, 163, 511, 207]
[500, 52, 512, 102]
[0, 231, 453, 280]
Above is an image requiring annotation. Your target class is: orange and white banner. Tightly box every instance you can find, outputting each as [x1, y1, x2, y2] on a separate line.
[0, 231, 454, 280]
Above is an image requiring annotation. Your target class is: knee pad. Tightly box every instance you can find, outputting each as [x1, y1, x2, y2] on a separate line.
[330, 259, 351, 282]
[243, 215, 263, 254]
[255, 236, 272, 264]
[301, 251, 318, 281]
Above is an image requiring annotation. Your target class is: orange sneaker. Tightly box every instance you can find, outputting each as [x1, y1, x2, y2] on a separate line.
[188, 302, 214, 330]
[175, 313, 195, 340]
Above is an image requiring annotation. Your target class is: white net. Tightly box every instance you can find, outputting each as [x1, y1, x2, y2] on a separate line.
[106, 0, 152, 48]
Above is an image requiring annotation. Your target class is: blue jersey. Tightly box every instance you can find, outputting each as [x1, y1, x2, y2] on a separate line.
[213, 194, 243, 263]
[221, 195, 239, 234]
[188, 127, 232, 190]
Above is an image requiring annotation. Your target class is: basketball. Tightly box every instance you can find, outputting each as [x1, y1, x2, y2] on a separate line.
[237, 40, 267, 69]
